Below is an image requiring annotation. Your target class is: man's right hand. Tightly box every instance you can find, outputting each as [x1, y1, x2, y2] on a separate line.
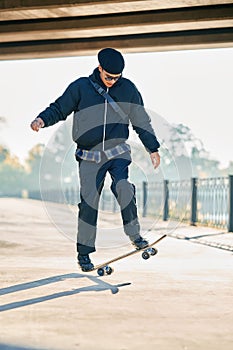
[30, 117, 44, 132]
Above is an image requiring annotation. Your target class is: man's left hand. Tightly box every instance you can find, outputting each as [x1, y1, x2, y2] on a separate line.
[150, 152, 160, 169]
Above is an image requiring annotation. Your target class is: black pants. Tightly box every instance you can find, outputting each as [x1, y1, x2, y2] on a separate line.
[77, 152, 140, 255]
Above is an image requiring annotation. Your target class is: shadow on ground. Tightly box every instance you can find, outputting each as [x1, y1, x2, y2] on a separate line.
[0, 273, 131, 312]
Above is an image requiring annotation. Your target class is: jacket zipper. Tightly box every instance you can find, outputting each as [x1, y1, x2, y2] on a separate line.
[102, 87, 109, 151]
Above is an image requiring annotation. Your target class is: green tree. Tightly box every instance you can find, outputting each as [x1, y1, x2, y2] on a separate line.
[25, 143, 45, 190]
[0, 146, 26, 195]
[0, 145, 9, 163]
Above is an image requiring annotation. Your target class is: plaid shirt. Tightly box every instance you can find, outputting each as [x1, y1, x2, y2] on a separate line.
[75, 143, 131, 163]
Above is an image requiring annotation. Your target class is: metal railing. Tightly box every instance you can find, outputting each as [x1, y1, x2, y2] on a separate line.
[9, 175, 232, 232]
[197, 177, 229, 229]
[138, 176, 231, 231]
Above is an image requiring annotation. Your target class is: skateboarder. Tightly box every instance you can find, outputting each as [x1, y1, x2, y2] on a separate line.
[30, 48, 160, 272]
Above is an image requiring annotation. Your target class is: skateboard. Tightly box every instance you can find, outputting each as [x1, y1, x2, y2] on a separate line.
[94, 234, 167, 276]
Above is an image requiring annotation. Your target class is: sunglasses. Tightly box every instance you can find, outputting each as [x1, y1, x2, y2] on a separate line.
[104, 73, 121, 82]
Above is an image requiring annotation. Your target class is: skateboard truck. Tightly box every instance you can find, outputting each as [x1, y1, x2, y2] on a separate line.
[141, 246, 158, 260]
[97, 266, 114, 277]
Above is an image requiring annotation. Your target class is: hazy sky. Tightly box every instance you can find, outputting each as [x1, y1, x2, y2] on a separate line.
[0, 47, 232, 168]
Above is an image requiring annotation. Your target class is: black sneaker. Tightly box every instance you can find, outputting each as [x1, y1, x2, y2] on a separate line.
[131, 236, 149, 250]
[77, 254, 94, 272]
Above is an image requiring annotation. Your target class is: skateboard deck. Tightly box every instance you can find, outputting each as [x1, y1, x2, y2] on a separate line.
[94, 234, 167, 276]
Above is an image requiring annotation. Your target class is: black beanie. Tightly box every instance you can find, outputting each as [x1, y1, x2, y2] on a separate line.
[98, 48, 125, 74]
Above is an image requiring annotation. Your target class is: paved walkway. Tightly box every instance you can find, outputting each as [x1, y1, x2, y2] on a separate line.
[0, 198, 233, 350]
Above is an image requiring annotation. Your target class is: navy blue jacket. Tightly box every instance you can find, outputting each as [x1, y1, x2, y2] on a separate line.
[38, 68, 160, 152]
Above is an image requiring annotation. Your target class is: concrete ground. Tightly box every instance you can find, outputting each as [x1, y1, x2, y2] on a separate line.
[0, 198, 233, 350]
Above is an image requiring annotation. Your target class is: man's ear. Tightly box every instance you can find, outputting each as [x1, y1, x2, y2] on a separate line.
[98, 65, 102, 72]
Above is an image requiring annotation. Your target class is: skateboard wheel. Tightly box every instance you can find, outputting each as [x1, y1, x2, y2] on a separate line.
[150, 247, 158, 256]
[106, 266, 114, 275]
[142, 251, 150, 260]
[97, 268, 105, 276]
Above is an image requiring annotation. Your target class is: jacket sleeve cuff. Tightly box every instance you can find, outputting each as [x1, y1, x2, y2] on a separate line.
[149, 148, 159, 153]
[37, 115, 47, 127]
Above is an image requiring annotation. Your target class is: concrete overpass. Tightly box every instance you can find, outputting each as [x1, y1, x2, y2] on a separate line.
[0, 0, 233, 60]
